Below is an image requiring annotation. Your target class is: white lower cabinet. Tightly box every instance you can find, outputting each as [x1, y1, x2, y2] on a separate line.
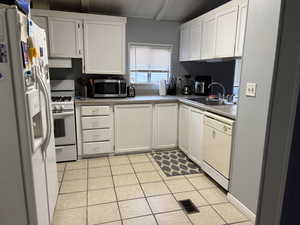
[153, 103, 178, 149]
[77, 103, 205, 160]
[82, 129, 112, 142]
[77, 105, 114, 156]
[179, 104, 190, 153]
[114, 104, 153, 153]
[188, 107, 204, 165]
[179, 104, 204, 166]
[83, 141, 112, 155]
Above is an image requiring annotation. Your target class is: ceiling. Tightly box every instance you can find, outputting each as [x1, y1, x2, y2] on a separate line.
[32, 0, 230, 22]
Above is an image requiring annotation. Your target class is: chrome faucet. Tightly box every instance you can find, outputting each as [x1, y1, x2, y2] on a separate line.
[208, 82, 226, 99]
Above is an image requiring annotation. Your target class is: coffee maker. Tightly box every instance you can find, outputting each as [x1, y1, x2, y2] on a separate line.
[194, 76, 212, 96]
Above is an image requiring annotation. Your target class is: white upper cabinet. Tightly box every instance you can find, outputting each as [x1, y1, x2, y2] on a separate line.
[201, 10, 217, 60]
[179, 23, 190, 61]
[153, 103, 178, 149]
[179, 0, 246, 61]
[215, 0, 239, 58]
[83, 21, 125, 74]
[235, 0, 248, 57]
[31, 15, 49, 49]
[48, 17, 83, 58]
[189, 18, 203, 60]
[31, 9, 126, 72]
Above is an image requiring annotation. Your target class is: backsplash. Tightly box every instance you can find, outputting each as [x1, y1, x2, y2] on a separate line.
[179, 60, 236, 95]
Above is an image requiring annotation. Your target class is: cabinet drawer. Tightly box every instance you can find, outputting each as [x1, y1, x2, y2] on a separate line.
[82, 129, 112, 142]
[55, 145, 77, 162]
[81, 116, 112, 129]
[81, 106, 112, 116]
[83, 141, 113, 155]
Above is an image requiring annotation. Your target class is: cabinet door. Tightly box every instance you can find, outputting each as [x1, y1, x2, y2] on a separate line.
[83, 21, 125, 74]
[31, 16, 48, 46]
[215, 1, 239, 58]
[235, 0, 248, 57]
[188, 108, 204, 165]
[179, 24, 190, 61]
[114, 104, 152, 153]
[179, 104, 190, 153]
[201, 12, 217, 59]
[189, 19, 203, 60]
[153, 103, 178, 149]
[48, 17, 83, 58]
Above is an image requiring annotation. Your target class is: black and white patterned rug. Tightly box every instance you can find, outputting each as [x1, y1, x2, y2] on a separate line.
[151, 150, 202, 177]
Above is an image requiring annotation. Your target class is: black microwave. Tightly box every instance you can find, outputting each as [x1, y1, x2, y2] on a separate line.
[87, 78, 127, 98]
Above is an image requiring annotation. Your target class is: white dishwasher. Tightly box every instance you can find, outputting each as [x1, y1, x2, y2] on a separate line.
[202, 112, 235, 190]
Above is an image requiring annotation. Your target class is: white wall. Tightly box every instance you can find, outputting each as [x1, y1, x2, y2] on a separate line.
[230, 0, 283, 214]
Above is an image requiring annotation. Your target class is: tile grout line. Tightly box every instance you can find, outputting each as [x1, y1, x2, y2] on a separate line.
[129, 154, 160, 225]
[86, 160, 89, 225]
[154, 159, 196, 225]
[181, 161, 249, 225]
[108, 156, 125, 225]
[149, 151, 247, 225]
[58, 155, 252, 225]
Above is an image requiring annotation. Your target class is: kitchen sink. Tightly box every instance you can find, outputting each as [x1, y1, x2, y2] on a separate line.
[186, 97, 226, 105]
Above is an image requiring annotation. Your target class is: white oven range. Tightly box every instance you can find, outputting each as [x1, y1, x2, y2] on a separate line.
[51, 80, 77, 162]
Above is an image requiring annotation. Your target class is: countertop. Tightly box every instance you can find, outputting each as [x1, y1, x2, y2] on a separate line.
[75, 95, 237, 119]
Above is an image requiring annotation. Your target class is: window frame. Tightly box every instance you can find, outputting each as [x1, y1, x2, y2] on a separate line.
[128, 42, 173, 85]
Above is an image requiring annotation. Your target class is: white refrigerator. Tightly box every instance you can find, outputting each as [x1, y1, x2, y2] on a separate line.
[0, 6, 58, 225]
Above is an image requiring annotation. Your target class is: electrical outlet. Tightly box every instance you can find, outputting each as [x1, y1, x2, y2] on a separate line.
[246, 82, 257, 97]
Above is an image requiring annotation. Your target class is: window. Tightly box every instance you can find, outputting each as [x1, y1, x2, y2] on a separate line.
[129, 43, 172, 84]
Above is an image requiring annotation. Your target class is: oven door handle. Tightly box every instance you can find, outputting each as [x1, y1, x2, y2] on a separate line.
[53, 111, 74, 118]
[118, 80, 121, 95]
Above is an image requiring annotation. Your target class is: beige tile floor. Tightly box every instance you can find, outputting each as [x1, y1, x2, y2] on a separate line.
[54, 153, 254, 225]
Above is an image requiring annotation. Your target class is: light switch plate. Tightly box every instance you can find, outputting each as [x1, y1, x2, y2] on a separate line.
[246, 82, 257, 97]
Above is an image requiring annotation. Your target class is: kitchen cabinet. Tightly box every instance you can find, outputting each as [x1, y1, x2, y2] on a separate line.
[31, 15, 48, 42]
[31, 14, 72, 68]
[83, 20, 125, 74]
[235, 0, 248, 57]
[201, 10, 217, 60]
[179, 104, 190, 153]
[153, 103, 178, 149]
[188, 107, 204, 165]
[179, 104, 204, 165]
[114, 104, 153, 153]
[215, 0, 239, 58]
[31, 9, 126, 72]
[48, 17, 83, 58]
[179, 23, 190, 61]
[179, 0, 246, 61]
[76, 105, 114, 156]
[189, 18, 203, 60]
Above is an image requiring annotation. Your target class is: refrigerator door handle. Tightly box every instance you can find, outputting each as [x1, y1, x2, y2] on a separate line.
[36, 72, 52, 153]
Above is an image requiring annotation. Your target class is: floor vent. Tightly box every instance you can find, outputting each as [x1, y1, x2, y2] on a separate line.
[178, 199, 199, 214]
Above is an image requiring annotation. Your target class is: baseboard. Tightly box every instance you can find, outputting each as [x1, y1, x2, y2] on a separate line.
[227, 193, 256, 223]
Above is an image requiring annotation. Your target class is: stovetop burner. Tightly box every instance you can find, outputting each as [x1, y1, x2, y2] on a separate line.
[51, 96, 73, 102]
